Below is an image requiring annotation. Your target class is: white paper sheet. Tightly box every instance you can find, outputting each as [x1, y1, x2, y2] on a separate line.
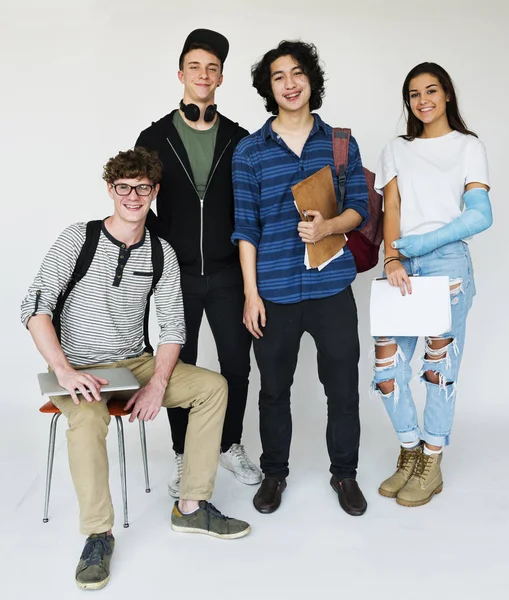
[304, 246, 344, 270]
[370, 276, 452, 337]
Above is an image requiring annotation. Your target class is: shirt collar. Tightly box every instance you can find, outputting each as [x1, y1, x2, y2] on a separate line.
[261, 113, 329, 143]
[101, 219, 146, 250]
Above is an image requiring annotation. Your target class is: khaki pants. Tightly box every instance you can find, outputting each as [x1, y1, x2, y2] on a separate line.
[52, 353, 227, 535]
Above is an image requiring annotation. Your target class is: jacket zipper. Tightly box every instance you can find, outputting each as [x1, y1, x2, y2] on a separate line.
[167, 137, 232, 276]
[199, 197, 204, 275]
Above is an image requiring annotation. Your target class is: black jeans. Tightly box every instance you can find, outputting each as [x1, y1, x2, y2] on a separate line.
[253, 287, 360, 481]
[167, 264, 252, 454]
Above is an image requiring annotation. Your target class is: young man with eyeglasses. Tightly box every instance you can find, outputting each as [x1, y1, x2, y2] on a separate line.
[136, 29, 260, 497]
[21, 148, 251, 591]
[232, 41, 369, 516]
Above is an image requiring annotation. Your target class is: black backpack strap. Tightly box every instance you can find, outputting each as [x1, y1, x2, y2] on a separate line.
[72, 220, 102, 285]
[53, 220, 102, 341]
[143, 231, 165, 354]
[150, 233, 164, 292]
[146, 208, 171, 243]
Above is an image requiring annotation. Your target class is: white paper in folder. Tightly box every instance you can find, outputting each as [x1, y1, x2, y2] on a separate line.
[370, 276, 451, 337]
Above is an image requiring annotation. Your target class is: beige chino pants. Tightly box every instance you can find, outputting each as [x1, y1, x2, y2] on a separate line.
[51, 353, 227, 535]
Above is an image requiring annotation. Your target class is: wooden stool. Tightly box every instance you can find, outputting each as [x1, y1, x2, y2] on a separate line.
[40, 397, 150, 528]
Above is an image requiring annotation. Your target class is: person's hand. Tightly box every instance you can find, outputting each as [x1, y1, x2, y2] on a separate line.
[243, 293, 266, 339]
[125, 382, 165, 422]
[54, 367, 109, 406]
[385, 260, 412, 296]
[297, 210, 330, 243]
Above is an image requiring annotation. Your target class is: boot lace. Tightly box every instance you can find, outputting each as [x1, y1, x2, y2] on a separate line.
[412, 452, 433, 480]
[397, 446, 419, 472]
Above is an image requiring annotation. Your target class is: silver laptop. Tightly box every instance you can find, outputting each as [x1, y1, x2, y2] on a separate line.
[38, 367, 141, 397]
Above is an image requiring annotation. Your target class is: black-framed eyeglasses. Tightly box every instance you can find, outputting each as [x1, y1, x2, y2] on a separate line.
[112, 183, 155, 196]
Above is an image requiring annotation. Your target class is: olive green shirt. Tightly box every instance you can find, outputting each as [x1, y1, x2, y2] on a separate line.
[173, 110, 219, 199]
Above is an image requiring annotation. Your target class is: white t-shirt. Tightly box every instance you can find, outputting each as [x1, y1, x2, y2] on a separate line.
[375, 131, 490, 237]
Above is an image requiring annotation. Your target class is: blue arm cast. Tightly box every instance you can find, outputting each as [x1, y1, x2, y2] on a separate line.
[392, 188, 493, 258]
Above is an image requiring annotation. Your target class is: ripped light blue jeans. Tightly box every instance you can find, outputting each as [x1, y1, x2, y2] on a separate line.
[372, 241, 475, 447]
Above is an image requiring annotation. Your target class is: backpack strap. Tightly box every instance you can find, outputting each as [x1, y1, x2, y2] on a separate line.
[150, 233, 164, 293]
[72, 220, 103, 285]
[53, 220, 102, 341]
[332, 128, 351, 212]
[143, 231, 165, 354]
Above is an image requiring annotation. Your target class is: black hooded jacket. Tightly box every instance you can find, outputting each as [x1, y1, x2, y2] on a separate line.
[136, 110, 249, 276]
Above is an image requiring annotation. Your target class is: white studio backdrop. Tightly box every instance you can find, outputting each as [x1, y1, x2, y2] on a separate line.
[1, 0, 507, 480]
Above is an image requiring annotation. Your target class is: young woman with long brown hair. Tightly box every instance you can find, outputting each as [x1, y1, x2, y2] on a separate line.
[373, 62, 492, 507]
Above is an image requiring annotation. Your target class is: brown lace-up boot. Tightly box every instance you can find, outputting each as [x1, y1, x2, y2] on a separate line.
[396, 451, 443, 507]
[378, 444, 422, 498]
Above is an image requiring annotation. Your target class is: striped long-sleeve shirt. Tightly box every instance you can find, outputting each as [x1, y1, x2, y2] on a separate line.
[232, 114, 369, 304]
[20, 221, 186, 366]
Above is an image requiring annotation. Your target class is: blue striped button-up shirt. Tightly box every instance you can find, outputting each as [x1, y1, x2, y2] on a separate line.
[232, 114, 369, 304]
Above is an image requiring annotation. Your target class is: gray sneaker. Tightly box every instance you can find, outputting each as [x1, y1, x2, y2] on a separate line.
[75, 532, 115, 590]
[171, 501, 251, 539]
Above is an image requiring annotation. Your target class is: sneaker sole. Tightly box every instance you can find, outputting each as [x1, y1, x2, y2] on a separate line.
[219, 461, 262, 485]
[76, 576, 110, 590]
[396, 483, 443, 507]
[171, 523, 251, 539]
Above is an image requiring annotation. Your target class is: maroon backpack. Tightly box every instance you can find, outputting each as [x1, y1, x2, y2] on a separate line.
[332, 128, 383, 272]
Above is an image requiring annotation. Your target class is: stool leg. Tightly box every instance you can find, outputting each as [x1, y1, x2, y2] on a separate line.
[43, 413, 61, 523]
[115, 416, 129, 528]
[138, 420, 151, 493]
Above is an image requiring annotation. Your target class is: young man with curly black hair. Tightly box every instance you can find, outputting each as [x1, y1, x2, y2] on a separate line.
[232, 40, 369, 516]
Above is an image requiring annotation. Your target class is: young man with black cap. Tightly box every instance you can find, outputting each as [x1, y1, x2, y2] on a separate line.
[136, 29, 260, 497]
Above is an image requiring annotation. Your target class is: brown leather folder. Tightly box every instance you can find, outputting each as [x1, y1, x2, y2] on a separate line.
[291, 166, 347, 268]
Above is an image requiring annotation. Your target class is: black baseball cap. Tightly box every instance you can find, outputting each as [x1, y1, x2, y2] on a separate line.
[179, 29, 229, 67]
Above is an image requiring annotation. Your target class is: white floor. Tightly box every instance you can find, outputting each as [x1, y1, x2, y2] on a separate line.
[2, 355, 507, 600]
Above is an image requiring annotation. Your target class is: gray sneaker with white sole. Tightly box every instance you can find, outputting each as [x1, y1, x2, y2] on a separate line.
[75, 533, 115, 590]
[171, 501, 251, 539]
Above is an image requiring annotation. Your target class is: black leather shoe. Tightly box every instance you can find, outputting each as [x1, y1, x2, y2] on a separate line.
[253, 478, 287, 514]
[330, 477, 367, 516]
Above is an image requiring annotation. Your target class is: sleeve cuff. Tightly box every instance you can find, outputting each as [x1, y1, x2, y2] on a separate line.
[231, 229, 261, 248]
